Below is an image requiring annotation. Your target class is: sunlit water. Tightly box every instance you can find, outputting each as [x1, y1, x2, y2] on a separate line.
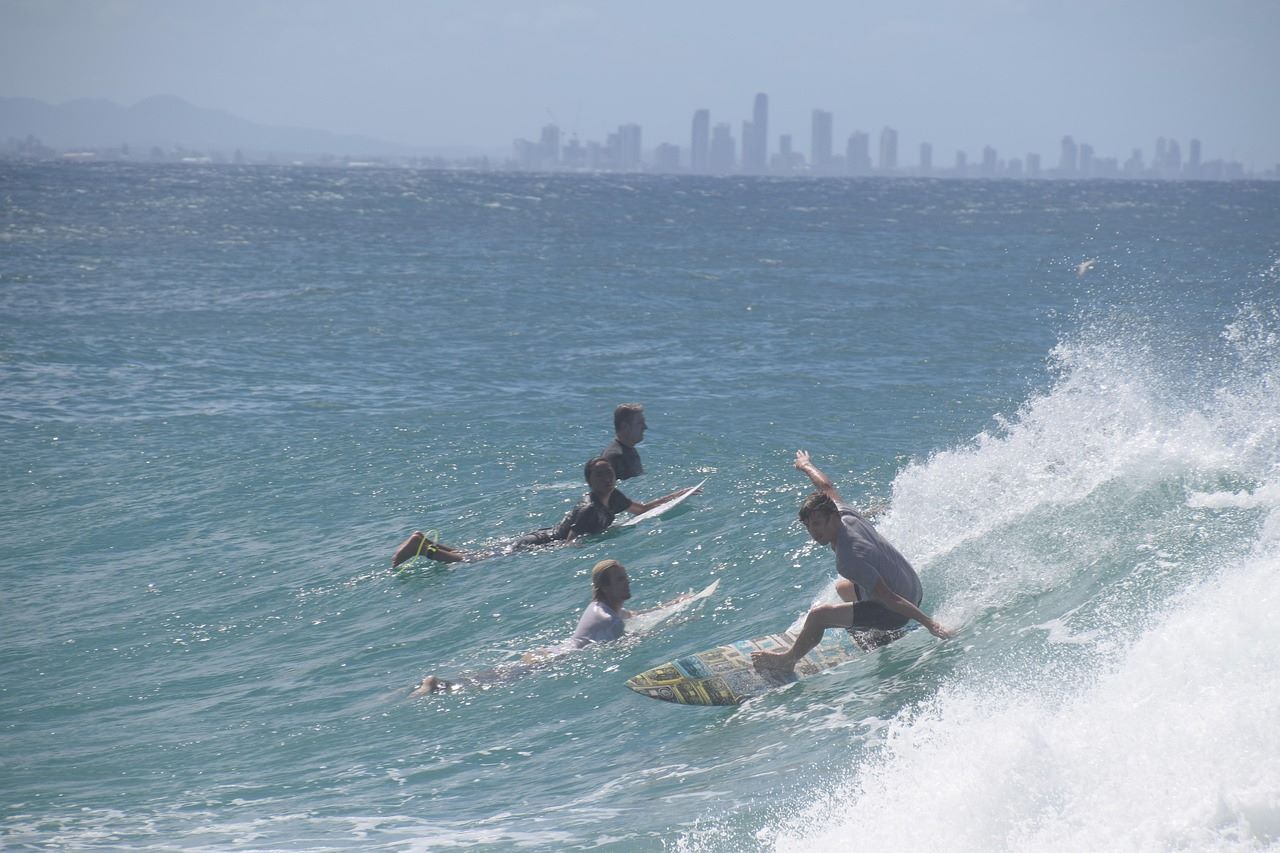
[2, 164, 1278, 850]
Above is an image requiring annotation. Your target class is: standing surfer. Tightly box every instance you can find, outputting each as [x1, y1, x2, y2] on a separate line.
[752, 450, 952, 676]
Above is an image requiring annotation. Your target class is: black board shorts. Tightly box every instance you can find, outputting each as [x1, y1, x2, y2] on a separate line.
[846, 594, 923, 649]
[848, 600, 911, 632]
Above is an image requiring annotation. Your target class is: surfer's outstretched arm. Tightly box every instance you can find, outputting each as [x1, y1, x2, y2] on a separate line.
[624, 589, 696, 617]
[795, 450, 843, 503]
[868, 580, 953, 639]
[627, 485, 700, 515]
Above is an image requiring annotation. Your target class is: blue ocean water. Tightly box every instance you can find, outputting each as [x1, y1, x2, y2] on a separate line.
[2, 163, 1279, 850]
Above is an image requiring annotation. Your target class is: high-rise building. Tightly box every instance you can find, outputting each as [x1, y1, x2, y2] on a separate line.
[1026, 152, 1041, 177]
[955, 150, 968, 176]
[1165, 139, 1182, 176]
[709, 123, 736, 173]
[846, 131, 871, 175]
[981, 145, 998, 177]
[1079, 143, 1094, 177]
[1059, 136, 1078, 175]
[772, 134, 804, 173]
[540, 124, 560, 165]
[562, 136, 586, 170]
[691, 109, 710, 174]
[919, 141, 933, 173]
[1188, 138, 1202, 178]
[811, 109, 833, 173]
[1123, 148, 1144, 176]
[616, 124, 642, 171]
[743, 93, 769, 173]
[654, 143, 680, 173]
[879, 127, 898, 172]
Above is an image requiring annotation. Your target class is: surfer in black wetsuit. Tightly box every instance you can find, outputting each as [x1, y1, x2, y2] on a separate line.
[752, 451, 952, 677]
[391, 457, 694, 567]
[600, 403, 646, 481]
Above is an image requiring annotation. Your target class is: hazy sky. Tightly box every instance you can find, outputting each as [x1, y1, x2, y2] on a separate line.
[2, 0, 1278, 167]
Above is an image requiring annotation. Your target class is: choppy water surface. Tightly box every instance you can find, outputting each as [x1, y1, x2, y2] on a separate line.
[2, 164, 1278, 850]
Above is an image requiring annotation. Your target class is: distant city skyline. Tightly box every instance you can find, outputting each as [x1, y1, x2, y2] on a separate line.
[0, 91, 1268, 180]
[2, 1, 1277, 169]
[510, 92, 1262, 180]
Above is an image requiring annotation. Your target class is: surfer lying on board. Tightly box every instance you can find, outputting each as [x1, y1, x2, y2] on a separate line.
[413, 559, 692, 694]
[752, 450, 952, 676]
[392, 457, 696, 567]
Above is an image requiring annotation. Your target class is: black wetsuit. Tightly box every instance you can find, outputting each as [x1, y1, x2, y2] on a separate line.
[600, 439, 643, 480]
[512, 489, 632, 548]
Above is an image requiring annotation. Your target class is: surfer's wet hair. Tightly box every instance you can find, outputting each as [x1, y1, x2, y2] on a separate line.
[584, 456, 614, 483]
[614, 403, 644, 432]
[591, 559, 624, 599]
[798, 492, 837, 523]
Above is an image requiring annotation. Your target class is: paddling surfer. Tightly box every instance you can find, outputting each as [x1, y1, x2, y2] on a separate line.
[752, 451, 952, 676]
[392, 457, 694, 567]
[413, 559, 690, 694]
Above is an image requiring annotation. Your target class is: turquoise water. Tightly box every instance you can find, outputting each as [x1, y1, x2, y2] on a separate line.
[3, 164, 1279, 850]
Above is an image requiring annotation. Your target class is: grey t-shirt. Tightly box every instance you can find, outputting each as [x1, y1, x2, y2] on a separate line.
[832, 500, 922, 605]
[569, 600, 625, 649]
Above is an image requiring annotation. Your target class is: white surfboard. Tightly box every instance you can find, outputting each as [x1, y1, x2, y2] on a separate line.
[624, 578, 719, 634]
[618, 478, 707, 527]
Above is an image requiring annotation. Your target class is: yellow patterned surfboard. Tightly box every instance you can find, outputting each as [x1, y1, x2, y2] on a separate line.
[626, 627, 903, 706]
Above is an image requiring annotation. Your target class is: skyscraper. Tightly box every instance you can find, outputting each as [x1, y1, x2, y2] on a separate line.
[1059, 136, 1078, 175]
[709, 123, 735, 173]
[691, 109, 710, 174]
[1165, 139, 1182, 176]
[847, 132, 871, 175]
[811, 109, 833, 174]
[981, 145, 997, 177]
[743, 93, 769, 173]
[616, 124, 642, 171]
[654, 143, 680, 173]
[878, 126, 898, 172]
[1123, 148, 1144, 176]
[919, 141, 933, 173]
[540, 124, 560, 165]
[1188, 138, 1202, 178]
[1079, 143, 1094, 177]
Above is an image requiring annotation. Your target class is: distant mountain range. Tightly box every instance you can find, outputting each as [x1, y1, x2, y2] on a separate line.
[0, 95, 464, 158]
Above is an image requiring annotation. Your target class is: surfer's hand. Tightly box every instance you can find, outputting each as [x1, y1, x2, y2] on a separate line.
[927, 621, 954, 640]
[795, 450, 812, 470]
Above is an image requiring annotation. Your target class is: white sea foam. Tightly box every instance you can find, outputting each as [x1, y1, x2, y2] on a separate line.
[762, 308, 1280, 852]
[768, 541, 1280, 852]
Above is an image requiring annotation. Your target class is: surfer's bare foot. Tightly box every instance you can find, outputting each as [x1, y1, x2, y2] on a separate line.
[392, 531, 425, 568]
[751, 650, 796, 675]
